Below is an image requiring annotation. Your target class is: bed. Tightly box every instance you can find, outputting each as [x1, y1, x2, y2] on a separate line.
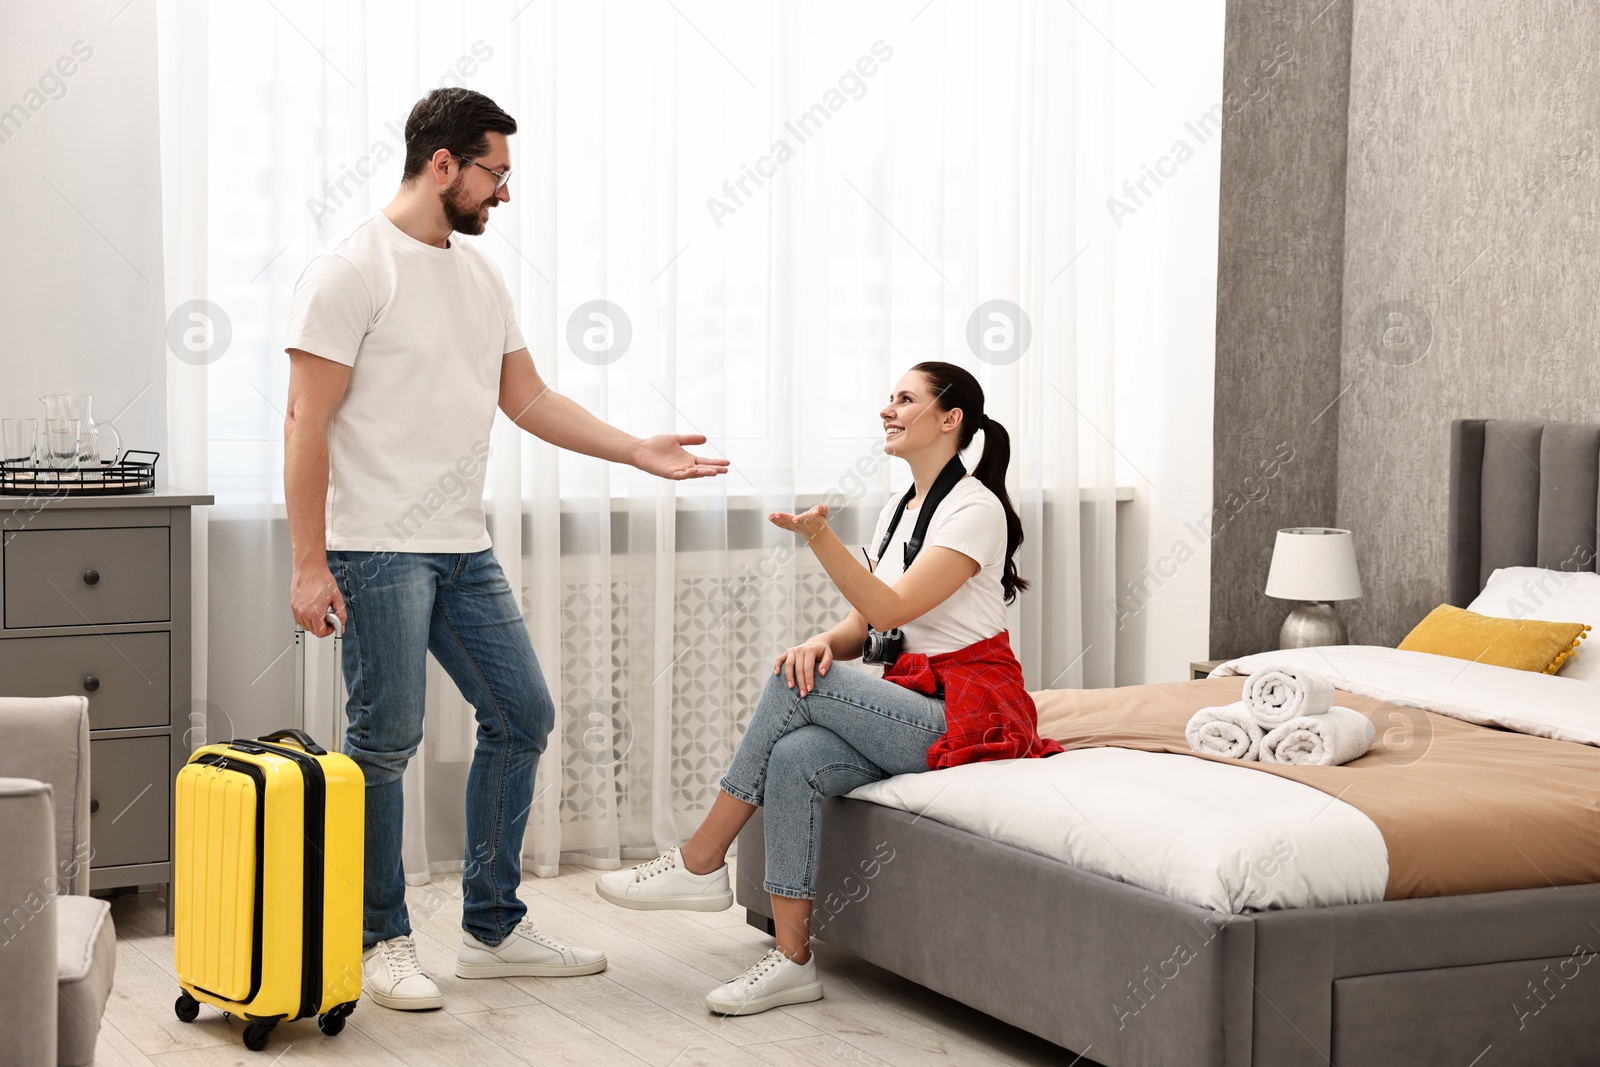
[734, 418, 1600, 1066]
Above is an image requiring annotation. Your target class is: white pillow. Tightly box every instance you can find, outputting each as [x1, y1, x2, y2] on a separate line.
[1467, 566, 1600, 683]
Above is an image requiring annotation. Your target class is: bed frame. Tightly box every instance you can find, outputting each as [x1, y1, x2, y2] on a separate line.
[736, 418, 1600, 1066]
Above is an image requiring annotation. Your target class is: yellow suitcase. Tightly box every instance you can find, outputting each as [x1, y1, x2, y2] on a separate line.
[172, 724, 363, 1052]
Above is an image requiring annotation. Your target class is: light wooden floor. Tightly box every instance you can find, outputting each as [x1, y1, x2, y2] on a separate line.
[96, 862, 1098, 1067]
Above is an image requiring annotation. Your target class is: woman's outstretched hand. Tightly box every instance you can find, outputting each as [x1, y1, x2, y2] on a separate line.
[768, 503, 830, 542]
[774, 636, 834, 696]
[629, 434, 731, 480]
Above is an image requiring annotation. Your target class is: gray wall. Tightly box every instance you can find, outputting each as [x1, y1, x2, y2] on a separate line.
[0, 4, 167, 457]
[1213, 0, 1600, 653]
[1209, 0, 1353, 658]
[1335, 0, 1600, 646]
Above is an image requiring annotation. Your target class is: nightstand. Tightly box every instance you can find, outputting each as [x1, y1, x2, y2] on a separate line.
[1190, 659, 1227, 680]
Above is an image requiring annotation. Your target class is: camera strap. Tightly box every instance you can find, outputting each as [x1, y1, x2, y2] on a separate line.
[875, 455, 967, 572]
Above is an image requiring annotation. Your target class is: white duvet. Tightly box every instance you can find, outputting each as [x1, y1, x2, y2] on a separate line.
[845, 645, 1600, 913]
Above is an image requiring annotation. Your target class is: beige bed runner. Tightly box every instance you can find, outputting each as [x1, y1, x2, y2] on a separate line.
[1032, 677, 1600, 900]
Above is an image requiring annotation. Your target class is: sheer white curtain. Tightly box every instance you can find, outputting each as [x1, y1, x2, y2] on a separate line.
[158, 0, 1212, 880]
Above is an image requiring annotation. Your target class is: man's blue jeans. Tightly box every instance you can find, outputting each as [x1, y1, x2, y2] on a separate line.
[328, 548, 554, 949]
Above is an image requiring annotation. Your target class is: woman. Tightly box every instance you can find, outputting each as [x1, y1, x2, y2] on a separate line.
[595, 361, 1062, 1015]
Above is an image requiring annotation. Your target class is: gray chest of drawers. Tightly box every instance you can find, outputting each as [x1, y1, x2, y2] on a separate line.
[0, 487, 212, 932]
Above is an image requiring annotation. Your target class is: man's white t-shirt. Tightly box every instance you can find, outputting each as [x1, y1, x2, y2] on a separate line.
[284, 211, 525, 553]
[866, 476, 1009, 656]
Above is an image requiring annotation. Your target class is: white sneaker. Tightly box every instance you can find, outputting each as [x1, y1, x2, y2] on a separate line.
[705, 948, 823, 1016]
[594, 846, 733, 912]
[455, 920, 608, 978]
[362, 936, 443, 1011]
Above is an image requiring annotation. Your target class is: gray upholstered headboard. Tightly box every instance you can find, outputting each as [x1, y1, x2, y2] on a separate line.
[1448, 418, 1600, 607]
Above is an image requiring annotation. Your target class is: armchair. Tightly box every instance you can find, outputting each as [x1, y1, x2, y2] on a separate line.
[0, 696, 117, 1067]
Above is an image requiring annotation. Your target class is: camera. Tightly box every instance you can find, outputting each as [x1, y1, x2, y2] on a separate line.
[861, 626, 904, 665]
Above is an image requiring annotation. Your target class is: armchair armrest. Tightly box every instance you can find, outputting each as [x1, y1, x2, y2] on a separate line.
[0, 777, 61, 1066]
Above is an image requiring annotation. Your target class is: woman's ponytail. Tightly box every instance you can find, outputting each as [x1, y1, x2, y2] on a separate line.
[910, 362, 1029, 603]
[969, 414, 1029, 602]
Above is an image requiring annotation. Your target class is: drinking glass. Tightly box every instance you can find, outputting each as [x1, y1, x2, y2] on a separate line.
[46, 418, 81, 470]
[2, 418, 37, 467]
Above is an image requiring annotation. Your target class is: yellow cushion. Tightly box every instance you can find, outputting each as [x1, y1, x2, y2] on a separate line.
[1399, 604, 1591, 675]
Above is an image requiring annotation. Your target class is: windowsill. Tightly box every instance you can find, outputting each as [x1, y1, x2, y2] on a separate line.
[236, 485, 1135, 522]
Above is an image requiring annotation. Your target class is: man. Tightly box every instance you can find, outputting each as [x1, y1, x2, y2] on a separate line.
[284, 87, 727, 1010]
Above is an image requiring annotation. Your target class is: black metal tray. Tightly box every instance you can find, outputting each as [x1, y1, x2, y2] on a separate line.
[0, 450, 160, 496]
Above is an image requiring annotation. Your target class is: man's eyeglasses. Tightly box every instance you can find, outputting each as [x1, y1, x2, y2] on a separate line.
[456, 155, 512, 191]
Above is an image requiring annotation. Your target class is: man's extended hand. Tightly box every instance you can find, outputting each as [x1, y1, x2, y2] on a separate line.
[629, 434, 730, 480]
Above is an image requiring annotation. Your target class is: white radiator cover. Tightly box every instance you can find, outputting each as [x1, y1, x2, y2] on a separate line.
[551, 549, 849, 860]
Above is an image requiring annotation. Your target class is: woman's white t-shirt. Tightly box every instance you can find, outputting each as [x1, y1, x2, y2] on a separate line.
[866, 476, 1009, 656]
[284, 211, 525, 553]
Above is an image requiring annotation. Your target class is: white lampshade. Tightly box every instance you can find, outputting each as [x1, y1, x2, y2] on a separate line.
[1264, 528, 1363, 602]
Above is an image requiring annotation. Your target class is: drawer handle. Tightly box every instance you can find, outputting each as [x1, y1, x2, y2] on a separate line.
[90, 798, 99, 814]
[83, 568, 100, 586]
[83, 675, 100, 693]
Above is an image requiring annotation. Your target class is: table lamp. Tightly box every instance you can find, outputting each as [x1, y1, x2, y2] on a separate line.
[1264, 527, 1362, 648]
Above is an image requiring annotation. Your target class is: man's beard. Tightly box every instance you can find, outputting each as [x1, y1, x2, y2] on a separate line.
[441, 174, 495, 236]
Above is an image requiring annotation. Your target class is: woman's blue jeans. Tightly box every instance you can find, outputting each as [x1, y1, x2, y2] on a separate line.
[720, 665, 947, 899]
[329, 548, 553, 949]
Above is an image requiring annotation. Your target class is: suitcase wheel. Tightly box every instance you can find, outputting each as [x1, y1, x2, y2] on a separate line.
[243, 1021, 275, 1052]
[173, 992, 199, 1023]
[318, 1000, 356, 1036]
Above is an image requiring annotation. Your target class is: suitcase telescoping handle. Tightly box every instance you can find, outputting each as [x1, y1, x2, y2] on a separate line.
[259, 728, 328, 756]
[288, 607, 344, 747]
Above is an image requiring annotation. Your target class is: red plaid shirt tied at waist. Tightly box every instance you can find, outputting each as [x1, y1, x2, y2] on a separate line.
[881, 630, 1064, 770]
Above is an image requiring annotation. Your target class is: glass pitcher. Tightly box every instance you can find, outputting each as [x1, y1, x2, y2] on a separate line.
[39, 395, 121, 465]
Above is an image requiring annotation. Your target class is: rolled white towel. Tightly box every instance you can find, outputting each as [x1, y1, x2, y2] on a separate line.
[1241, 665, 1334, 727]
[1260, 707, 1376, 767]
[1185, 703, 1265, 761]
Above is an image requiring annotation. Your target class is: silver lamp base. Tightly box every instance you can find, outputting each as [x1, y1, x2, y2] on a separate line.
[1278, 602, 1348, 649]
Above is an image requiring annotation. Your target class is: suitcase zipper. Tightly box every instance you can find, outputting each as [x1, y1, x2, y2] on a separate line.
[243, 740, 330, 1022]
[187, 754, 268, 1006]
